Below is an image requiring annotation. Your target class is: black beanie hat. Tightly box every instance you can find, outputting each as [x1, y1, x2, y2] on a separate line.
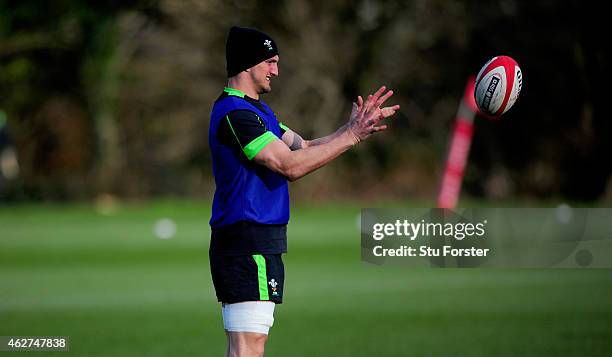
[226, 26, 279, 78]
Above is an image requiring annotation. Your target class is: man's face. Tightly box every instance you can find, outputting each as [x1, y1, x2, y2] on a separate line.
[249, 55, 279, 94]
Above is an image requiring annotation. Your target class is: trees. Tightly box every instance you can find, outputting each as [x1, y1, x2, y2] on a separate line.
[0, 0, 609, 201]
[0, 0, 162, 198]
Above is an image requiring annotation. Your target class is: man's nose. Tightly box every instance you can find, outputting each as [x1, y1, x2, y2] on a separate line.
[270, 65, 279, 76]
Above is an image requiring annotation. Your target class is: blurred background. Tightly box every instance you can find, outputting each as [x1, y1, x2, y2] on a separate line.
[1, 1, 611, 356]
[1, 0, 610, 204]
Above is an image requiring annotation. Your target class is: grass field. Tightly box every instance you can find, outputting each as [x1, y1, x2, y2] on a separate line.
[1, 201, 611, 356]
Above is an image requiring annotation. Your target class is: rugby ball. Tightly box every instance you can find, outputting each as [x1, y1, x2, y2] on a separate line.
[474, 56, 522, 117]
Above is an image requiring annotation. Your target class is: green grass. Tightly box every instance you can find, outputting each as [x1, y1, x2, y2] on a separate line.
[1, 201, 611, 356]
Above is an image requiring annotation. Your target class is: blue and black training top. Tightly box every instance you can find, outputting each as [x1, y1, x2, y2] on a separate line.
[208, 87, 290, 255]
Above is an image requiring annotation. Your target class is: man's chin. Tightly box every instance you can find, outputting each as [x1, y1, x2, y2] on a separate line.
[257, 81, 272, 93]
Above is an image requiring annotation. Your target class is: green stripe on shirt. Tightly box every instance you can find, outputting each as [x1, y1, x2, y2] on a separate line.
[244, 131, 276, 160]
[224, 87, 246, 98]
[225, 115, 244, 150]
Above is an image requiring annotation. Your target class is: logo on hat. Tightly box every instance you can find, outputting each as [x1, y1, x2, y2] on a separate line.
[264, 39, 273, 51]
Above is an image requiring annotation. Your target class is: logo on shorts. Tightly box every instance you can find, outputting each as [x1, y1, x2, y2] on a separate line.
[268, 279, 279, 296]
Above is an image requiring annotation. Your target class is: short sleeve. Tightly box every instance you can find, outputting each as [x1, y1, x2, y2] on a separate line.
[279, 122, 289, 136]
[217, 110, 278, 160]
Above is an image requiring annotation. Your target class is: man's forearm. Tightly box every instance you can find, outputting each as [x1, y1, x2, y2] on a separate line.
[305, 124, 349, 148]
[261, 86, 398, 181]
[282, 129, 355, 180]
[257, 129, 357, 182]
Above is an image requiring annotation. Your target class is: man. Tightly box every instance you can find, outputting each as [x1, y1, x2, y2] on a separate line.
[208, 26, 399, 357]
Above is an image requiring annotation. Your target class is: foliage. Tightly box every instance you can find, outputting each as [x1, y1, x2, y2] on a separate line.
[0, 0, 609, 202]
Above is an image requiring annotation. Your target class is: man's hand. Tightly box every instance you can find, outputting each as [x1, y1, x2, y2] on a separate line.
[347, 86, 400, 144]
[253, 86, 399, 181]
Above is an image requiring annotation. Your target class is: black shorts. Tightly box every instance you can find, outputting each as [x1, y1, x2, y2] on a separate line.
[209, 253, 284, 304]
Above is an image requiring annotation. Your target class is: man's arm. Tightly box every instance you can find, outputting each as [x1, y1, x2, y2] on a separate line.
[281, 88, 395, 150]
[255, 130, 356, 181]
[281, 125, 347, 150]
[256, 86, 399, 181]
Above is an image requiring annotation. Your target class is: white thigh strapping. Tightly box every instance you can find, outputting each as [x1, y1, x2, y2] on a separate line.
[222, 301, 276, 335]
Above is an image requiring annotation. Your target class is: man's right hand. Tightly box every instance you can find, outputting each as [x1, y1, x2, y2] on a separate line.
[347, 86, 400, 144]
